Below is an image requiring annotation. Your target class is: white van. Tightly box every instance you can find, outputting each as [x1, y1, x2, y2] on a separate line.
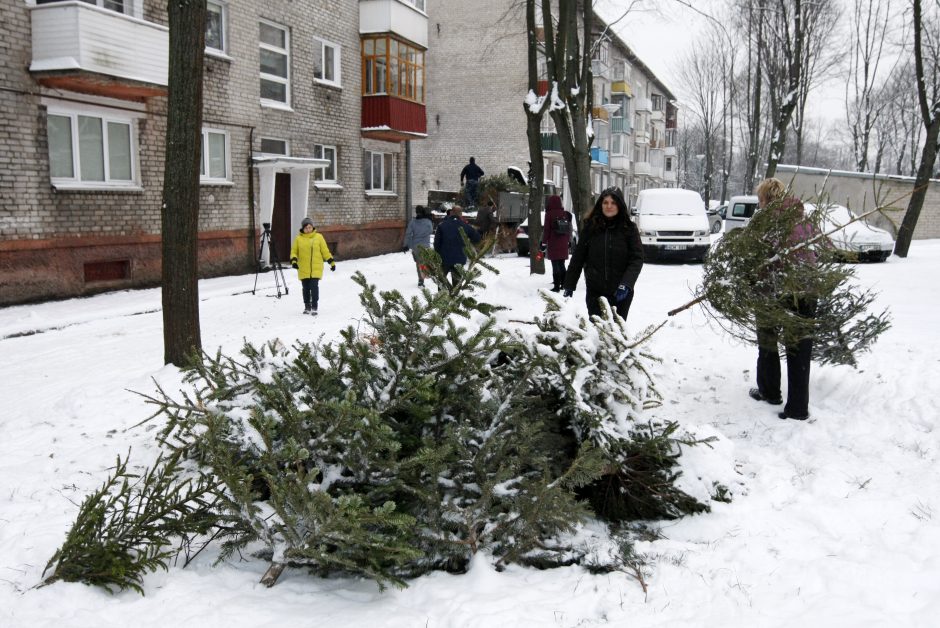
[633, 188, 711, 261]
[722, 195, 760, 232]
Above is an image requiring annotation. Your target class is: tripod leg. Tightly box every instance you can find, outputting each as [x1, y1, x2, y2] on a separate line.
[252, 231, 268, 295]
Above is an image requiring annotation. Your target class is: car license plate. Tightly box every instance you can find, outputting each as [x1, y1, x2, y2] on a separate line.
[665, 244, 687, 250]
[859, 245, 878, 251]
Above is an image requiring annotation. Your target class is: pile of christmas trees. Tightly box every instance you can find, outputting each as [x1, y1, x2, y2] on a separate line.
[43, 242, 721, 593]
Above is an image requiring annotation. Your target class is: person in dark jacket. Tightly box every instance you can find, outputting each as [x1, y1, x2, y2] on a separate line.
[403, 205, 434, 287]
[460, 157, 484, 207]
[563, 188, 644, 321]
[541, 194, 572, 292]
[747, 177, 818, 421]
[434, 205, 481, 286]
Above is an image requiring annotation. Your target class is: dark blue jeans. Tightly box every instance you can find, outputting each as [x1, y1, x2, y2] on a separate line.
[301, 277, 320, 309]
[464, 179, 479, 207]
[756, 297, 817, 417]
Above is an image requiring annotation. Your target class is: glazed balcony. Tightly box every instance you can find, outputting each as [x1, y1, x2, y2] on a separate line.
[29, 1, 168, 99]
[541, 132, 562, 153]
[360, 0, 428, 48]
[590, 147, 609, 165]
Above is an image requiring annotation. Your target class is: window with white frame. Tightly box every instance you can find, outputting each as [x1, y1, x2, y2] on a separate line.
[313, 144, 337, 183]
[259, 137, 288, 155]
[403, 0, 425, 11]
[363, 150, 395, 193]
[313, 37, 341, 87]
[46, 107, 137, 187]
[206, 1, 227, 54]
[260, 20, 290, 106]
[200, 128, 230, 182]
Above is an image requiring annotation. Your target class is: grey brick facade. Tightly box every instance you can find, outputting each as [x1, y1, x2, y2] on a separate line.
[1, 0, 416, 304]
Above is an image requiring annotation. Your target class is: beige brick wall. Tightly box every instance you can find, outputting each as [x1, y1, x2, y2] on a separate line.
[777, 166, 940, 240]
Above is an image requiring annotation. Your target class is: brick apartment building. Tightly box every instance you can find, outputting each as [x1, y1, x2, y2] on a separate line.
[412, 1, 678, 213]
[0, 0, 428, 305]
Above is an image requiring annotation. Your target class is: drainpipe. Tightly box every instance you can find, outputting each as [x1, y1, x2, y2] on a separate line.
[405, 140, 413, 223]
[248, 126, 257, 263]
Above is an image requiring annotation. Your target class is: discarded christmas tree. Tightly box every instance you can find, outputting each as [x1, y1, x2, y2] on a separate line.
[682, 195, 891, 367]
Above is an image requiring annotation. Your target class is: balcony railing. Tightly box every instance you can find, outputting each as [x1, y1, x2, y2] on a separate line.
[663, 169, 677, 182]
[634, 131, 650, 146]
[664, 146, 677, 157]
[541, 133, 562, 153]
[362, 95, 427, 141]
[591, 106, 610, 122]
[651, 109, 664, 122]
[610, 80, 632, 96]
[610, 154, 631, 172]
[611, 117, 631, 134]
[634, 161, 651, 176]
[30, 2, 168, 91]
[634, 97, 652, 113]
[590, 147, 609, 165]
[360, 0, 428, 48]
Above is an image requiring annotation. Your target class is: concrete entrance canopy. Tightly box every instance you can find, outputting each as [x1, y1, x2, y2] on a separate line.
[252, 155, 330, 265]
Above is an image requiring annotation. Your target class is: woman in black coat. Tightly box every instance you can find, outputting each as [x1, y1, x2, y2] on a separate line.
[563, 188, 644, 321]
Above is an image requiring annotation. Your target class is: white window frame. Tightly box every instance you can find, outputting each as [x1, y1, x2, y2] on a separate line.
[363, 150, 396, 194]
[258, 136, 290, 155]
[312, 37, 342, 87]
[206, 1, 228, 56]
[313, 144, 338, 185]
[259, 19, 291, 108]
[45, 103, 140, 190]
[200, 127, 232, 184]
[400, 0, 426, 12]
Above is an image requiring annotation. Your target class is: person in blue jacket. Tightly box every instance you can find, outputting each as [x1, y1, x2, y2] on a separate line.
[433, 205, 481, 286]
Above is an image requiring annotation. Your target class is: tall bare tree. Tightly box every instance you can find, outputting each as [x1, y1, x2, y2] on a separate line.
[845, 0, 894, 172]
[161, 0, 206, 366]
[523, 0, 551, 274]
[677, 45, 726, 202]
[541, 0, 595, 220]
[894, 0, 940, 257]
[791, 0, 841, 165]
[762, 0, 805, 178]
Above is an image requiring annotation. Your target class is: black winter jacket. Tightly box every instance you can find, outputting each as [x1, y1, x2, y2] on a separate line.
[564, 217, 644, 295]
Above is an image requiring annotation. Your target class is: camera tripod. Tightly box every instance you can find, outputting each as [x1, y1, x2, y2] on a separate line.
[252, 222, 289, 298]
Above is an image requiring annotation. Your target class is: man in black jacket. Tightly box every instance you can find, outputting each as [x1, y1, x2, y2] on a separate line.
[460, 157, 484, 208]
[434, 205, 481, 286]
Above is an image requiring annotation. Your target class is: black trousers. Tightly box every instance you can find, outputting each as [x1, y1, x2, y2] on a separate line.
[586, 286, 634, 321]
[756, 298, 817, 417]
[550, 259, 566, 290]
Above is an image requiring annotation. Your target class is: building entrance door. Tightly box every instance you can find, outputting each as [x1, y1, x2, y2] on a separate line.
[272, 173, 292, 263]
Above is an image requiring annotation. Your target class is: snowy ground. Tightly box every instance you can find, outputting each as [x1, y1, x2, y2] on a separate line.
[2, 242, 938, 628]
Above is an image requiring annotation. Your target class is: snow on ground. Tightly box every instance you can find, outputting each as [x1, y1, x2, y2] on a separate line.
[1, 242, 939, 627]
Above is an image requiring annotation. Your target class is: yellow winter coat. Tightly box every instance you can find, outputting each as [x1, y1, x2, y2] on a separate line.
[290, 230, 334, 279]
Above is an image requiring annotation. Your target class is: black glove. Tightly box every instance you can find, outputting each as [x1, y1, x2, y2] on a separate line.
[290, 257, 298, 269]
[327, 258, 336, 272]
[539, 242, 547, 252]
[614, 284, 632, 303]
[563, 289, 573, 298]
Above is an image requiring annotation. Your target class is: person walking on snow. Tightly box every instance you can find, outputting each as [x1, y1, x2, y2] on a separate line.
[541, 194, 572, 292]
[402, 205, 434, 287]
[563, 187, 643, 321]
[460, 157, 484, 208]
[434, 205, 481, 286]
[290, 217, 336, 315]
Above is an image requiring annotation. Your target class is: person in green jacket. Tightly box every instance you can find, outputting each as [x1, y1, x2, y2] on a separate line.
[289, 217, 335, 315]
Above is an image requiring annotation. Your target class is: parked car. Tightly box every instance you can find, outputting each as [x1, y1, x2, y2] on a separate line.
[516, 211, 578, 256]
[707, 201, 724, 234]
[723, 195, 760, 232]
[805, 202, 894, 262]
[633, 188, 711, 261]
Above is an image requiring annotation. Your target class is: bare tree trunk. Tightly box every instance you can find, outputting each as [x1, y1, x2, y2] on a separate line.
[745, 0, 765, 193]
[765, 0, 804, 179]
[162, 0, 206, 366]
[894, 0, 939, 257]
[524, 0, 550, 274]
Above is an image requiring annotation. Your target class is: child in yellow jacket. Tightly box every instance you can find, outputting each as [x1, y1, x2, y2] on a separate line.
[289, 217, 335, 315]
